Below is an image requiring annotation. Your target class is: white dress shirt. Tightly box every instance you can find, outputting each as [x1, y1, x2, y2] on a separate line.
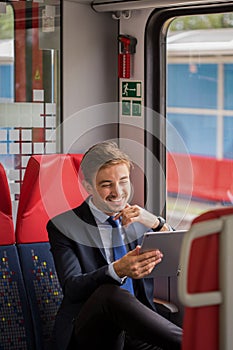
[88, 197, 127, 284]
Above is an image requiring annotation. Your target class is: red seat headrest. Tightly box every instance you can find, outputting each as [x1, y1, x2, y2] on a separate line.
[0, 163, 14, 244]
[15, 154, 87, 243]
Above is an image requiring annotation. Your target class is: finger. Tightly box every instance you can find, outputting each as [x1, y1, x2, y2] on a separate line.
[113, 204, 131, 220]
[134, 261, 159, 278]
[142, 256, 163, 273]
[128, 207, 140, 216]
[122, 205, 139, 216]
[138, 255, 162, 268]
[142, 262, 158, 276]
[138, 250, 163, 261]
[114, 212, 122, 220]
[121, 211, 141, 226]
[121, 217, 137, 227]
[121, 215, 139, 227]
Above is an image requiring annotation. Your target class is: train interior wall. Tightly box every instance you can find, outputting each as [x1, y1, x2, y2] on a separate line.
[63, 0, 119, 153]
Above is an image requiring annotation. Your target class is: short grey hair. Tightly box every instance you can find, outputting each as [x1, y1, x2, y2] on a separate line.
[80, 141, 132, 184]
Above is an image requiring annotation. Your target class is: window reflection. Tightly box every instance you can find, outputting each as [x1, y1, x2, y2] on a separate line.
[0, 1, 61, 221]
[166, 14, 233, 229]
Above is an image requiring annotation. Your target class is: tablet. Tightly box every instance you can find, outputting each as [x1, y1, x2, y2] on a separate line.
[140, 230, 187, 278]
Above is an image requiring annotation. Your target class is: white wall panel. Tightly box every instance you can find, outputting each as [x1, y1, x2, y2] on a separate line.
[63, 1, 118, 153]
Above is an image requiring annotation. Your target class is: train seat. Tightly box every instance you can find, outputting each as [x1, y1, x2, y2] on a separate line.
[0, 163, 14, 244]
[17, 243, 63, 349]
[15, 154, 86, 349]
[15, 153, 86, 243]
[178, 206, 233, 350]
[0, 244, 35, 349]
[0, 163, 35, 349]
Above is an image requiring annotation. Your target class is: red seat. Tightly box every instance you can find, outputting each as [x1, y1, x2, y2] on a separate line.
[14, 154, 87, 347]
[0, 163, 14, 245]
[178, 206, 233, 350]
[15, 154, 87, 243]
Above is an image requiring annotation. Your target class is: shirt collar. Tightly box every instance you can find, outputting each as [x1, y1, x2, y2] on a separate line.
[88, 196, 109, 224]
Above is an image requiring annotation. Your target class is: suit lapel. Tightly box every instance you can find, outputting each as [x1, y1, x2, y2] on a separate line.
[73, 200, 107, 261]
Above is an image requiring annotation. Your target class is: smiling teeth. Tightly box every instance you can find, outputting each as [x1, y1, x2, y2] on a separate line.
[109, 198, 122, 202]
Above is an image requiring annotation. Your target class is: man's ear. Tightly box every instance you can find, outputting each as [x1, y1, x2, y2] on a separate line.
[82, 180, 93, 194]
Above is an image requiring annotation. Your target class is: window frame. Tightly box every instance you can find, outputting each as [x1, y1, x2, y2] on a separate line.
[144, 2, 233, 216]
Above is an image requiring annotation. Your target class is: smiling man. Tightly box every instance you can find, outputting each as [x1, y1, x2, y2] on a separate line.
[47, 141, 182, 350]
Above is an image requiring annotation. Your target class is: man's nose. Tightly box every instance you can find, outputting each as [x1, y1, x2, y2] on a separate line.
[111, 184, 122, 196]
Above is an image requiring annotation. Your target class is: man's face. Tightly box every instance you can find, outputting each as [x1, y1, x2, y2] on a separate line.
[86, 163, 131, 215]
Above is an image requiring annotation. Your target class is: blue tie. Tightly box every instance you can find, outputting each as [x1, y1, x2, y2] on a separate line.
[107, 216, 134, 295]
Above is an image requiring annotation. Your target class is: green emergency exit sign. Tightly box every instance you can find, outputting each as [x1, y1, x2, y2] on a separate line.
[122, 81, 142, 98]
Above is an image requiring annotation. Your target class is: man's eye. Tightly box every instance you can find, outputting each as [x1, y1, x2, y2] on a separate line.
[120, 180, 129, 184]
[101, 184, 111, 188]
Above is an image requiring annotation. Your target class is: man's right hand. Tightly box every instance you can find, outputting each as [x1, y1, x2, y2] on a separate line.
[113, 246, 163, 279]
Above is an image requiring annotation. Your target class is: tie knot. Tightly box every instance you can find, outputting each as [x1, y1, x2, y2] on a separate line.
[107, 216, 120, 228]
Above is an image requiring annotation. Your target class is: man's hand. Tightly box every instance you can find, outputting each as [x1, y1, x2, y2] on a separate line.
[113, 246, 163, 279]
[114, 204, 171, 231]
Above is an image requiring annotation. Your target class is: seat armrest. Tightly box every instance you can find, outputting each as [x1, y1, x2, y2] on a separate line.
[153, 297, 178, 313]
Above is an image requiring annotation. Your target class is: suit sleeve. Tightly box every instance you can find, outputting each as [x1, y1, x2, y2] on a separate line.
[47, 219, 120, 303]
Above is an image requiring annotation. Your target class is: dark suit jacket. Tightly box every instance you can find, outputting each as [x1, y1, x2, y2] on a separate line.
[47, 200, 156, 350]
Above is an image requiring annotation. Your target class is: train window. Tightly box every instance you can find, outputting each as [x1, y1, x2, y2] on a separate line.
[0, 5, 14, 103]
[0, 1, 61, 219]
[166, 13, 233, 229]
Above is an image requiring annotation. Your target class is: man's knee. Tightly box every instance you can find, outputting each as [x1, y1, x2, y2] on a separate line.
[92, 284, 134, 308]
[93, 284, 123, 300]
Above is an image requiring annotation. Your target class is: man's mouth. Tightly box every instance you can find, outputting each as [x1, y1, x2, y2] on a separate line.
[107, 197, 125, 204]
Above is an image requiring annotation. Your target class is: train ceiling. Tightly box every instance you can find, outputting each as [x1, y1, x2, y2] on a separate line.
[75, 0, 233, 12]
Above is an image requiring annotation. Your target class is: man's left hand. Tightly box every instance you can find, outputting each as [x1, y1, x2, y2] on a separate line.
[114, 204, 171, 231]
